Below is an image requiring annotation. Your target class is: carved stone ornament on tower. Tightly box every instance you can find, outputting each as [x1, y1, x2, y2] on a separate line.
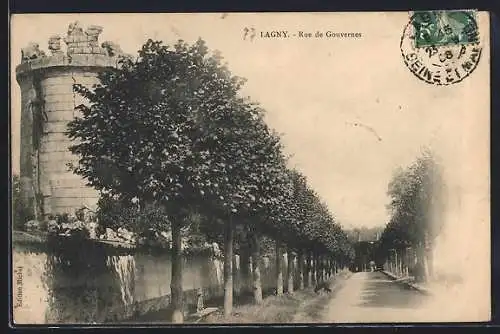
[86, 25, 103, 46]
[101, 41, 124, 57]
[103, 41, 135, 63]
[21, 43, 46, 63]
[48, 35, 63, 55]
[63, 21, 107, 55]
[64, 21, 86, 54]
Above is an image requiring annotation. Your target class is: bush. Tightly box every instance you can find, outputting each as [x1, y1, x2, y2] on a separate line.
[96, 194, 171, 243]
[95, 194, 225, 252]
[25, 219, 40, 232]
[12, 175, 33, 231]
[47, 219, 60, 234]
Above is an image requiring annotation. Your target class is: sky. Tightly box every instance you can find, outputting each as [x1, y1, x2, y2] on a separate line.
[10, 13, 489, 231]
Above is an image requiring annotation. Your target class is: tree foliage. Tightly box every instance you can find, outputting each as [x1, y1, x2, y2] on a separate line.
[66, 37, 355, 320]
[377, 148, 444, 269]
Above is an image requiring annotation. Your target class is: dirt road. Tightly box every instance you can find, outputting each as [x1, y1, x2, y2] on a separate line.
[319, 271, 430, 323]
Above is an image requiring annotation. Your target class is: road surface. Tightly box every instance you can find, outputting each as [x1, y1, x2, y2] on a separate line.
[321, 271, 431, 323]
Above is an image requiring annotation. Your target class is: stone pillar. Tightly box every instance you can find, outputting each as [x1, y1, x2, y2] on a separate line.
[16, 21, 131, 218]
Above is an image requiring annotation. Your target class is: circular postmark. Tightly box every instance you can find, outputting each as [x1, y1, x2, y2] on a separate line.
[400, 11, 482, 85]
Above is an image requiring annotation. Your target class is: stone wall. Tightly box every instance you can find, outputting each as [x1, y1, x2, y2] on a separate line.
[16, 21, 131, 218]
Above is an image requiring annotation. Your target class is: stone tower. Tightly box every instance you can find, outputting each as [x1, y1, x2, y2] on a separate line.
[16, 21, 129, 219]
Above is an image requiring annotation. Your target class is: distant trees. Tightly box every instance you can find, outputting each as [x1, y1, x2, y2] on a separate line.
[346, 226, 383, 243]
[345, 226, 383, 272]
[377, 149, 445, 282]
[67, 37, 354, 322]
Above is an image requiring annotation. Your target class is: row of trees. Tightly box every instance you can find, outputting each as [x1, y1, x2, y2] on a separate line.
[376, 149, 445, 282]
[66, 38, 354, 322]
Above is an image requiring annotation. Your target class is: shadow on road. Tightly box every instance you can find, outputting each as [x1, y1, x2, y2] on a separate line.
[355, 272, 428, 309]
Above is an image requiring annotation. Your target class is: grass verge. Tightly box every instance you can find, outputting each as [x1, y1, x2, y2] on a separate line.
[199, 270, 352, 324]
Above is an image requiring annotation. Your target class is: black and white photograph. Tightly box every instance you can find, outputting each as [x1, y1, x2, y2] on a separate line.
[10, 12, 491, 324]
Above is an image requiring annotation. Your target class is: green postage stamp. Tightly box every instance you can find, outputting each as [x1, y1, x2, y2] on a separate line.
[400, 10, 482, 86]
[410, 10, 479, 48]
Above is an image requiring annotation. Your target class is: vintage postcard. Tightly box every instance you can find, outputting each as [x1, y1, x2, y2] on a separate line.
[10, 12, 490, 325]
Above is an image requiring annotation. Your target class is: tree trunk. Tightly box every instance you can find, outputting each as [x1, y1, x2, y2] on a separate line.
[399, 249, 404, 277]
[170, 219, 184, 323]
[415, 242, 427, 282]
[326, 258, 331, 278]
[325, 258, 328, 278]
[233, 251, 240, 297]
[401, 248, 406, 276]
[405, 247, 411, 276]
[323, 258, 327, 279]
[422, 249, 430, 282]
[393, 250, 398, 275]
[392, 252, 395, 274]
[287, 248, 294, 294]
[326, 258, 332, 279]
[424, 232, 433, 280]
[317, 255, 321, 282]
[318, 255, 325, 282]
[310, 254, 315, 286]
[324, 258, 328, 279]
[223, 216, 234, 317]
[324, 258, 327, 279]
[311, 253, 317, 286]
[426, 247, 434, 279]
[298, 250, 305, 290]
[319, 256, 323, 281]
[240, 242, 251, 295]
[316, 254, 321, 283]
[305, 252, 312, 288]
[394, 250, 399, 276]
[276, 239, 284, 296]
[390, 252, 394, 274]
[251, 233, 263, 304]
[318, 255, 323, 282]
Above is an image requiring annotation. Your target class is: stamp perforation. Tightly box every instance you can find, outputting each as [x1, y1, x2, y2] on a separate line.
[409, 10, 480, 49]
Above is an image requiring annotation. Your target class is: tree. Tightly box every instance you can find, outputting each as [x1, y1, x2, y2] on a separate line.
[67, 38, 254, 322]
[180, 54, 292, 311]
[378, 148, 444, 281]
[68, 36, 356, 319]
[69, 36, 301, 318]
